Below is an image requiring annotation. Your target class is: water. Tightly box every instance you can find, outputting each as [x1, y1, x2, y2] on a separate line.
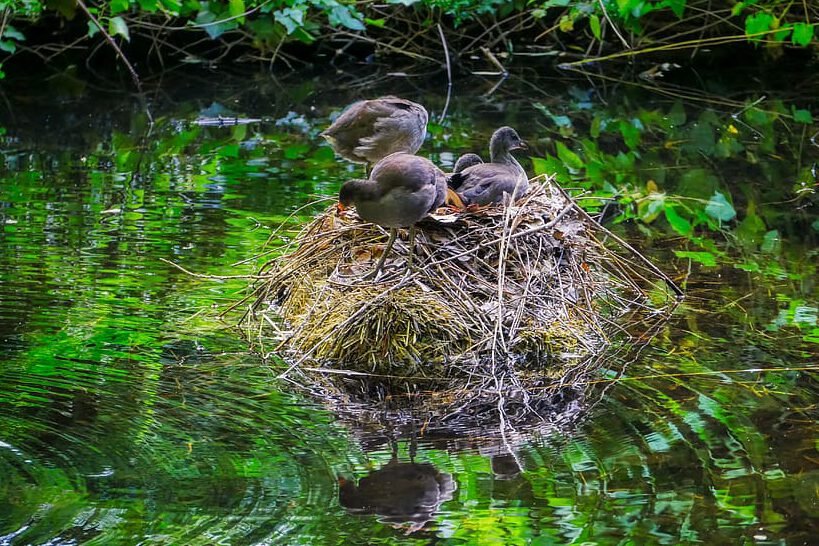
[1, 61, 817, 545]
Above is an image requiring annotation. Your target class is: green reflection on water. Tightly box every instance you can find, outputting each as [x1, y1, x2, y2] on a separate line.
[0, 64, 817, 544]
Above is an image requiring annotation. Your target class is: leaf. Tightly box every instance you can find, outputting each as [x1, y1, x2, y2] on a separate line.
[556, 141, 584, 170]
[2, 25, 25, 41]
[329, 5, 365, 31]
[138, 0, 158, 12]
[667, 101, 686, 126]
[365, 18, 386, 28]
[229, 0, 246, 22]
[386, 0, 420, 5]
[531, 156, 569, 179]
[792, 22, 814, 46]
[761, 230, 781, 254]
[0, 40, 16, 54]
[705, 191, 736, 223]
[745, 13, 773, 40]
[87, 21, 101, 38]
[792, 107, 813, 124]
[674, 250, 717, 267]
[110, 0, 130, 14]
[274, 8, 303, 35]
[559, 15, 574, 32]
[664, 204, 693, 236]
[109, 16, 130, 41]
[660, 0, 685, 18]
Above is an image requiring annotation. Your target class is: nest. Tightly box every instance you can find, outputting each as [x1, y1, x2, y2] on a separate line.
[241, 175, 680, 424]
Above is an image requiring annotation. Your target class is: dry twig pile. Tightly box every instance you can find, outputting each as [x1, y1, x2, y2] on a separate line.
[240, 175, 680, 420]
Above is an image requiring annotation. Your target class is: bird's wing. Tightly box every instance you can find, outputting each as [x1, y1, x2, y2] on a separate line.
[457, 164, 520, 205]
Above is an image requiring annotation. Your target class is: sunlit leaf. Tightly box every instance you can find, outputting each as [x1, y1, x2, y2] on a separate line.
[556, 141, 584, 170]
[745, 13, 773, 39]
[109, 16, 130, 41]
[110, 0, 130, 14]
[2, 25, 25, 41]
[229, 0, 246, 23]
[329, 5, 365, 31]
[792, 22, 815, 46]
[705, 191, 736, 223]
[674, 250, 717, 266]
[589, 14, 601, 40]
[664, 204, 693, 236]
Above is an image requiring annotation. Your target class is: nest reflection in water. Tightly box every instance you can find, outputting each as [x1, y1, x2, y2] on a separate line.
[240, 175, 680, 428]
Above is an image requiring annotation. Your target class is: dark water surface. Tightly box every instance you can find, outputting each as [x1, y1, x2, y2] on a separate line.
[1, 61, 818, 544]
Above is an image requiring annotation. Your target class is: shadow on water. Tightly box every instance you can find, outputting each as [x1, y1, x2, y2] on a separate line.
[0, 58, 817, 544]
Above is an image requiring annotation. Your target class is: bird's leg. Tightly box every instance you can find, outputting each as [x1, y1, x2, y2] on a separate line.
[367, 227, 397, 280]
[406, 224, 417, 272]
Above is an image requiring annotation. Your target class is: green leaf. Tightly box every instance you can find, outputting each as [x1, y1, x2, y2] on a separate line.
[229, 0, 245, 22]
[660, 0, 685, 18]
[745, 13, 773, 40]
[664, 204, 693, 236]
[761, 230, 781, 254]
[792, 107, 813, 124]
[556, 141, 584, 170]
[532, 156, 569, 179]
[667, 101, 686, 126]
[674, 250, 717, 267]
[110, 0, 130, 14]
[0, 40, 16, 54]
[109, 16, 130, 41]
[589, 14, 601, 39]
[138, 0, 158, 12]
[365, 18, 386, 28]
[705, 191, 736, 223]
[792, 22, 815, 46]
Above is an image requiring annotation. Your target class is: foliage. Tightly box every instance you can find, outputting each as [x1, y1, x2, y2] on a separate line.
[531, 91, 817, 273]
[0, 0, 816, 70]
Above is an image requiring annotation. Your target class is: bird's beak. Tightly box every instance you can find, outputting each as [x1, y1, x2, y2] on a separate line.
[336, 202, 346, 214]
[514, 141, 530, 152]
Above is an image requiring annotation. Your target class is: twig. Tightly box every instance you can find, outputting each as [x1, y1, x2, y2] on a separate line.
[437, 24, 452, 123]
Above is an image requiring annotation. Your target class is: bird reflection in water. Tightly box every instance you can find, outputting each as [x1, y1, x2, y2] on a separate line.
[338, 456, 456, 533]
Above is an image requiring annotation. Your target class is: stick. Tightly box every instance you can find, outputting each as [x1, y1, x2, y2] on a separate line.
[437, 24, 453, 123]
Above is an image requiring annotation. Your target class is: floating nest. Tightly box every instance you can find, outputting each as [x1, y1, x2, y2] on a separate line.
[239, 175, 680, 425]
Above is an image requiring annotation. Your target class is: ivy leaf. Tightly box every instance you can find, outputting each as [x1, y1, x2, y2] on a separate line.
[274, 8, 304, 35]
[329, 5, 365, 31]
[2, 25, 25, 41]
[792, 22, 814, 46]
[87, 21, 101, 38]
[0, 40, 16, 54]
[109, 16, 130, 42]
[556, 141, 584, 170]
[705, 191, 736, 223]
